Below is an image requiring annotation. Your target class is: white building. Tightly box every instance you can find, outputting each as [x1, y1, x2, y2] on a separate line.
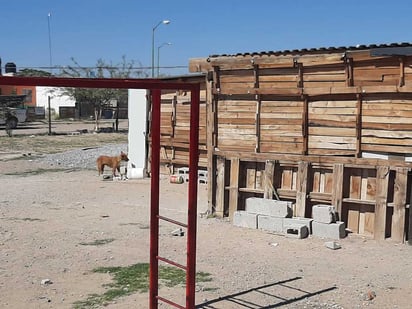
[36, 87, 75, 115]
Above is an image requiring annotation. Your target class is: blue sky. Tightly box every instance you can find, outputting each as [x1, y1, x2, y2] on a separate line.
[1, 0, 411, 76]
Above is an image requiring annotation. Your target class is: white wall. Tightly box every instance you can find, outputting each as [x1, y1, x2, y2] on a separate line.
[127, 89, 148, 179]
[36, 87, 75, 115]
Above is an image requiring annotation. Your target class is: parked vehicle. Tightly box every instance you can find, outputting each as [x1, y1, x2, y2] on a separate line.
[0, 107, 27, 129]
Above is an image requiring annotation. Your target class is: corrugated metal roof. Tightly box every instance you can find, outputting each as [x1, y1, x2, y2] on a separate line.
[208, 42, 412, 58]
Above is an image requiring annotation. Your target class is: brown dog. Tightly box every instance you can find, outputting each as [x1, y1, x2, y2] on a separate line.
[96, 151, 129, 176]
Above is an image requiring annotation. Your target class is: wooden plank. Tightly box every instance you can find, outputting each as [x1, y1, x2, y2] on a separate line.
[295, 161, 309, 217]
[228, 158, 240, 219]
[374, 166, 390, 240]
[347, 204, 360, 233]
[246, 168, 256, 189]
[332, 164, 344, 216]
[215, 156, 225, 217]
[392, 167, 408, 242]
[263, 160, 275, 199]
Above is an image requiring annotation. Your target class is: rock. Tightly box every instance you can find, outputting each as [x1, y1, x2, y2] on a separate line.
[41, 279, 52, 285]
[171, 228, 184, 236]
[325, 241, 341, 250]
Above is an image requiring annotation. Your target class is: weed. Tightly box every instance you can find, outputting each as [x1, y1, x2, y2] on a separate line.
[3, 168, 69, 177]
[73, 263, 213, 308]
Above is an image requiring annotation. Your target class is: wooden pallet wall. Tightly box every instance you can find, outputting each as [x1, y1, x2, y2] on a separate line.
[189, 47, 412, 242]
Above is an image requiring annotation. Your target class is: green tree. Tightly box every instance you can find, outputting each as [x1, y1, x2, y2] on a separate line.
[59, 56, 147, 131]
[17, 69, 52, 77]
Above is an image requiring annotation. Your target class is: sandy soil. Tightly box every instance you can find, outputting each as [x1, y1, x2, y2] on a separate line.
[1, 122, 412, 309]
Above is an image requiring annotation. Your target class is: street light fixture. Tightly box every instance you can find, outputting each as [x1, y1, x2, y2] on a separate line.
[151, 19, 170, 78]
[47, 12, 52, 74]
[157, 42, 172, 77]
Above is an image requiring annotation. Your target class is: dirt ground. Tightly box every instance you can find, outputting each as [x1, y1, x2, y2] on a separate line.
[1, 121, 412, 309]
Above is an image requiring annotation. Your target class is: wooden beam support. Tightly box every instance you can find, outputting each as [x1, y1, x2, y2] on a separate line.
[215, 156, 226, 217]
[302, 95, 308, 155]
[206, 77, 215, 214]
[332, 163, 344, 217]
[392, 167, 408, 242]
[255, 95, 261, 153]
[345, 57, 354, 87]
[399, 57, 405, 87]
[374, 165, 390, 240]
[263, 160, 275, 199]
[355, 93, 362, 158]
[228, 158, 240, 219]
[253, 64, 260, 88]
[295, 161, 309, 217]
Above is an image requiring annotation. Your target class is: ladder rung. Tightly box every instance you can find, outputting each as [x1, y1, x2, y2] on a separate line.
[157, 256, 187, 270]
[157, 295, 185, 309]
[158, 215, 188, 228]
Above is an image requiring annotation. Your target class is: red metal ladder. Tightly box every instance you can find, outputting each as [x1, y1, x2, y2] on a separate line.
[149, 88, 200, 309]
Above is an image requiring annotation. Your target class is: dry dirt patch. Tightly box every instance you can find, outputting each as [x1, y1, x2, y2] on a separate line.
[1, 123, 412, 309]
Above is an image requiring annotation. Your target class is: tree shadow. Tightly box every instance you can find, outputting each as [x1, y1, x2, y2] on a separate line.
[196, 276, 337, 308]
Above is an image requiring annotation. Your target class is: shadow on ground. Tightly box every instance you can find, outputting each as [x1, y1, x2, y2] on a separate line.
[196, 276, 337, 308]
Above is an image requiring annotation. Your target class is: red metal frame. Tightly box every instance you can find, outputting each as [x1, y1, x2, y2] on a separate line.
[0, 76, 201, 309]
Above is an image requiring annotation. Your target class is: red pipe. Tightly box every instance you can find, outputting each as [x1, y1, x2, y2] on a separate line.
[186, 84, 200, 308]
[149, 89, 161, 309]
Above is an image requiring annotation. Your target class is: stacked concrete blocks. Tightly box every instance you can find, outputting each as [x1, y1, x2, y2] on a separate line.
[311, 204, 346, 239]
[176, 167, 208, 184]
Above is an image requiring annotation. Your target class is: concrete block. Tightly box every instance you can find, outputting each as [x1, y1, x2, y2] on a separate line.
[312, 221, 346, 239]
[285, 224, 309, 239]
[245, 197, 293, 218]
[178, 167, 189, 182]
[198, 170, 208, 178]
[283, 217, 313, 234]
[233, 211, 258, 229]
[312, 204, 337, 224]
[325, 241, 341, 250]
[257, 215, 284, 233]
[198, 176, 208, 184]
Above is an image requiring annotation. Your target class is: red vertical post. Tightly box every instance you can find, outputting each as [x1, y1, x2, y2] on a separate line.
[149, 89, 161, 309]
[186, 85, 200, 308]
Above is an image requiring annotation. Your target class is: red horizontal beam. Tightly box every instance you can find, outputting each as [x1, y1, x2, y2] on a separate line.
[0, 76, 199, 91]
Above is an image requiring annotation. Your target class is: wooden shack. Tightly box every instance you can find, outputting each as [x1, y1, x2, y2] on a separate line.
[149, 74, 207, 173]
[188, 43, 412, 243]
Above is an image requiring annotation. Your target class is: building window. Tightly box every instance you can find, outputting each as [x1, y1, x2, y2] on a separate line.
[22, 89, 32, 103]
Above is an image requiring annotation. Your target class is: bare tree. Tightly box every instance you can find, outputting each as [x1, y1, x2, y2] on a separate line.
[59, 56, 146, 131]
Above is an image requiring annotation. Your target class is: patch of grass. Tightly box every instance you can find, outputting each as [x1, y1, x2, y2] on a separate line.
[73, 263, 213, 308]
[79, 238, 115, 246]
[3, 168, 69, 177]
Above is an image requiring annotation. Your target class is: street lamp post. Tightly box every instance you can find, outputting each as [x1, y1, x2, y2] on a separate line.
[151, 20, 170, 78]
[47, 12, 52, 74]
[157, 42, 172, 77]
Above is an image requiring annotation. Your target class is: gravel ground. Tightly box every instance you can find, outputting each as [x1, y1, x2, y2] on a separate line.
[35, 143, 129, 170]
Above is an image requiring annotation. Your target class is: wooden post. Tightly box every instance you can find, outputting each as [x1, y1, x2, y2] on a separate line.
[228, 158, 240, 219]
[355, 94, 362, 158]
[392, 167, 408, 242]
[263, 160, 275, 199]
[215, 156, 226, 217]
[206, 78, 215, 214]
[295, 161, 309, 217]
[374, 166, 389, 240]
[332, 163, 344, 218]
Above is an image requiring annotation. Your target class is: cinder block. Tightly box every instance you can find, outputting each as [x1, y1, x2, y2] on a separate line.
[285, 224, 309, 239]
[284, 217, 313, 234]
[312, 221, 346, 239]
[178, 167, 189, 182]
[198, 176, 208, 184]
[312, 204, 337, 224]
[233, 211, 258, 229]
[245, 197, 293, 218]
[257, 215, 284, 233]
[198, 170, 208, 178]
